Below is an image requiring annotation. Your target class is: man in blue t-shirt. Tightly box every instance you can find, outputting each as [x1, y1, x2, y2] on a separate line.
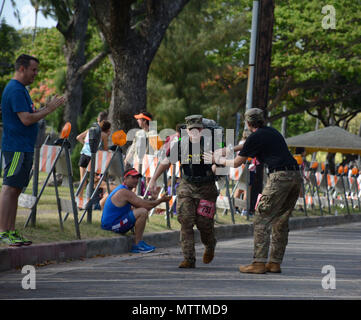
[0, 54, 65, 247]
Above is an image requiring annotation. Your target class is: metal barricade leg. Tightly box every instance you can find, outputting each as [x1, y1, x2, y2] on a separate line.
[52, 168, 64, 231]
[64, 141, 81, 239]
[324, 172, 331, 215]
[345, 177, 355, 212]
[314, 178, 323, 216]
[341, 175, 351, 215]
[29, 146, 41, 226]
[225, 176, 235, 224]
[75, 171, 89, 197]
[86, 152, 97, 224]
[300, 170, 308, 217]
[170, 164, 177, 218]
[25, 144, 65, 228]
[163, 171, 171, 229]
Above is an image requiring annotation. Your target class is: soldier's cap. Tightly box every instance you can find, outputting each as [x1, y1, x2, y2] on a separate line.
[245, 108, 265, 123]
[124, 168, 142, 178]
[185, 114, 203, 129]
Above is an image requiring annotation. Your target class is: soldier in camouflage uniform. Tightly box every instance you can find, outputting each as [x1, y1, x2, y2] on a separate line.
[149, 115, 219, 268]
[205, 108, 302, 273]
[176, 176, 218, 268]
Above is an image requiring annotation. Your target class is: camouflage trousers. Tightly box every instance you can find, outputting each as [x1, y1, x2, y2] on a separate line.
[176, 179, 219, 263]
[253, 170, 302, 264]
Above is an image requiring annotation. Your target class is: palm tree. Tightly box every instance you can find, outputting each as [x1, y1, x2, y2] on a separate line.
[30, 0, 51, 42]
[0, 0, 20, 23]
[0, 1, 5, 18]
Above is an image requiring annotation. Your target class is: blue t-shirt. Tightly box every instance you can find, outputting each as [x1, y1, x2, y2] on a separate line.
[101, 184, 133, 230]
[1, 79, 39, 152]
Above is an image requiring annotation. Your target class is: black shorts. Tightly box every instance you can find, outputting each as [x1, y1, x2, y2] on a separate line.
[2, 151, 34, 189]
[78, 154, 91, 168]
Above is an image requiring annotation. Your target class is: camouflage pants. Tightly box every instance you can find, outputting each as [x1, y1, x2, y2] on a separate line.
[176, 180, 218, 263]
[253, 170, 302, 264]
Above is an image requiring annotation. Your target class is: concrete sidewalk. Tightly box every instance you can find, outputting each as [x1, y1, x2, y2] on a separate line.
[1, 213, 361, 272]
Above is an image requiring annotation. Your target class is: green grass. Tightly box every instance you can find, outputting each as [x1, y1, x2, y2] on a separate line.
[0, 171, 358, 247]
[0, 172, 251, 246]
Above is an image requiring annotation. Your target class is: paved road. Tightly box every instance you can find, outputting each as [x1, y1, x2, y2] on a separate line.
[0, 223, 360, 301]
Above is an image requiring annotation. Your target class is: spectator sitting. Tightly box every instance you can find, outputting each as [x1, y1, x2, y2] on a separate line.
[100, 168, 171, 253]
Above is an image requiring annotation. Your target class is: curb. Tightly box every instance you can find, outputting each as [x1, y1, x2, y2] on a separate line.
[1, 214, 361, 272]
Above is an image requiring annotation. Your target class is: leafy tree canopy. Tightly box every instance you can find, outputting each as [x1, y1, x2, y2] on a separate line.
[268, 0, 361, 130]
[0, 20, 21, 91]
[148, 0, 250, 131]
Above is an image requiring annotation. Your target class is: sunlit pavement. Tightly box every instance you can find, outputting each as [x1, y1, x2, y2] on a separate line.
[0, 223, 360, 300]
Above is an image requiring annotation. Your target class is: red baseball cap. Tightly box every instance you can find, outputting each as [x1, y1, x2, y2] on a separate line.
[134, 112, 152, 121]
[124, 168, 142, 178]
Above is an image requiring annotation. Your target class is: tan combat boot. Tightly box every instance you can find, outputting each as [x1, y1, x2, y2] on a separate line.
[265, 262, 281, 273]
[203, 247, 215, 264]
[239, 262, 266, 274]
[178, 260, 196, 268]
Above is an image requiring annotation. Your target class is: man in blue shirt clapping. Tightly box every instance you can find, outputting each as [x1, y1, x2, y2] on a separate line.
[0, 54, 65, 246]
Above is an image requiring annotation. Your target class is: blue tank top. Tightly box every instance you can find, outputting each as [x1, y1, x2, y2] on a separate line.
[101, 184, 132, 230]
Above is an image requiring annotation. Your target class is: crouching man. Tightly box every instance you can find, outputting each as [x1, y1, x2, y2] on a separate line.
[101, 168, 171, 253]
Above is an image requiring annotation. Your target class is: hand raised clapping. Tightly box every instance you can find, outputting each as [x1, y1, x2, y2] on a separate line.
[46, 95, 66, 112]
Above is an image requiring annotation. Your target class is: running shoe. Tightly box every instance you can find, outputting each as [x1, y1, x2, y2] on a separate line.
[10, 230, 32, 246]
[0, 231, 23, 247]
[131, 242, 155, 253]
[138, 240, 156, 250]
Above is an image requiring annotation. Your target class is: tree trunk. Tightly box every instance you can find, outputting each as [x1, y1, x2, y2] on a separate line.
[249, 0, 275, 213]
[252, 0, 275, 110]
[108, 52, 149, 133]
[63, 69, 86, 145]
[89, 0, 190, 133]
[61, 0, 89, 146]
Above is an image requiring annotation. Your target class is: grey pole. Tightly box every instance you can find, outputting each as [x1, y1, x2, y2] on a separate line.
[245, 0, 259, 112]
